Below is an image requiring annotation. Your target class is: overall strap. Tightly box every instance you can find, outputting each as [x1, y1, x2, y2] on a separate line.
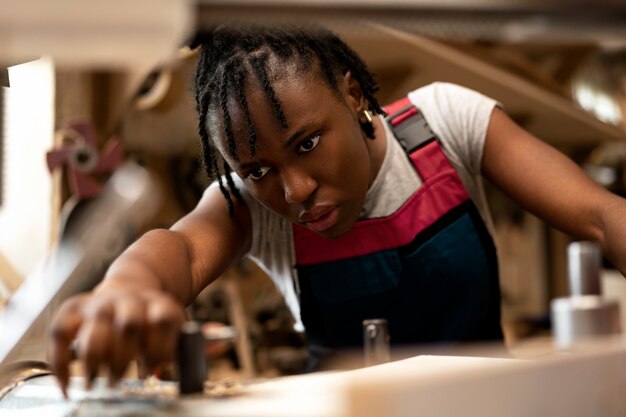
[384, 97, 436, 153]
[383, 96, 447, 181]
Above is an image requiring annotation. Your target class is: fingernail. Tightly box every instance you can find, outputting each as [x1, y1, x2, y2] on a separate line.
[108, 370, 121, 388]
[85, 369, 97, 390]
[138, 362, 147, 380]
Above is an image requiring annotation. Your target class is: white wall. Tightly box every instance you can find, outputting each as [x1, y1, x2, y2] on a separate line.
[0, 57, 55, 278]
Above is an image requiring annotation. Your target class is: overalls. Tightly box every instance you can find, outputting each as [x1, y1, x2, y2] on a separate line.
[293, 97, 502, 364]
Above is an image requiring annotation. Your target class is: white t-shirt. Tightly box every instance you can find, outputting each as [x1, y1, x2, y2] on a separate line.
[216, 82, 500, 331]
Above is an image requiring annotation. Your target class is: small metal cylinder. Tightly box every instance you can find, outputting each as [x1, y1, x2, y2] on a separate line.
[177, 321, 207, 394]
[568, 241, 601, 296]
[551, 295, 621, 348]
[363, 318, 390, 366]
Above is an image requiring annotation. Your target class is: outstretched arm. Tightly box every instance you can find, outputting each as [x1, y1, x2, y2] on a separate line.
[48, 185, 251, 395]
[482, 107, 626, 274]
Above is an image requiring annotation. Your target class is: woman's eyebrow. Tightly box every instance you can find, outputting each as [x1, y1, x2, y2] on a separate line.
[236, 160, 260, 172]
[235, 120, 319, 171]
[282, 121, 317, 149]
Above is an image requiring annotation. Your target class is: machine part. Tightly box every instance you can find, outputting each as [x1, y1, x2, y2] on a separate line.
[552, 241, 621, 348]
[567, 241, 602, 296]
[177, 321, 207, 395]
[363, 319, 390, 366]
[47, 122, 124, 199]
[0, 360, 51, 400]
[551, 295, 621, 348]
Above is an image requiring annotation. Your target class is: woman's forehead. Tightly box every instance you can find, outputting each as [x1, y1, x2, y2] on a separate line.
[207, 62, 341, 161]
[227, 70, 325, 125]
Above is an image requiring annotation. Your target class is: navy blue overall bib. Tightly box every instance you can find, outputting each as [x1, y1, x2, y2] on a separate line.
[293, 97, 502, 362]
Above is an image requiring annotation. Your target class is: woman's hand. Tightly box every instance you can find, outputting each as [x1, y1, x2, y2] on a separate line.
[48, 286, 186, 397]
[47, 185, 252, 397]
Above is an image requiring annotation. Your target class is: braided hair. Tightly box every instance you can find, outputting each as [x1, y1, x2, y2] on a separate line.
[191, 25, 384, 215]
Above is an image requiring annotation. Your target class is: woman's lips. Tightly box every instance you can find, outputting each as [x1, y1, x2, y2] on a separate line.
[300, 206, 339, 233]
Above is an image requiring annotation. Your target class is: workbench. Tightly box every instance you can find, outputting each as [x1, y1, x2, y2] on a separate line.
[2, 338, 625, 417]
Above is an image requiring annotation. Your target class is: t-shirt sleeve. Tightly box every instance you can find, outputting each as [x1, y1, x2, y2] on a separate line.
[408, 82, 501, 176]
[207, 175, 268, 259]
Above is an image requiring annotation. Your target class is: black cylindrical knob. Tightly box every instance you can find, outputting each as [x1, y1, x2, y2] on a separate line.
[177, 321, 207, 394]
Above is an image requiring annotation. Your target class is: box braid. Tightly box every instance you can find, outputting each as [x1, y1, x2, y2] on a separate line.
[191, 25, 385, 215]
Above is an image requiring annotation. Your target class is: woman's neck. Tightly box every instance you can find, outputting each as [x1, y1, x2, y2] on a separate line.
[365, 115, 388, 188]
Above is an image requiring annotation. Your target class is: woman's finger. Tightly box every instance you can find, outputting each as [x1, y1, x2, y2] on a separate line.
[143, 294, 186, 374]
[109, 296, 145, 385]
[76, 300, 114, 389]
[48, 294, 89, 398]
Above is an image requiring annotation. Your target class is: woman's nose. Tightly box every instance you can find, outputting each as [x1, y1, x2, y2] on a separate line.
[282, 168, 317, 204]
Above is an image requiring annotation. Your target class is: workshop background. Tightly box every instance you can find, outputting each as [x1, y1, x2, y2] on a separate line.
[1, 0, 626, 381]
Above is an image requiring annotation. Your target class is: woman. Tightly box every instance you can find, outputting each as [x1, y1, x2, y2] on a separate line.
[49, 25, 626, 394]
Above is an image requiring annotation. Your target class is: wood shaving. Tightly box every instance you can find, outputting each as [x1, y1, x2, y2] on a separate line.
[203, 379, 248, 398]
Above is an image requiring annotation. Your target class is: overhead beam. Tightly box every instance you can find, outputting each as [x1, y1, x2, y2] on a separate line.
[348, 24, 625, 147]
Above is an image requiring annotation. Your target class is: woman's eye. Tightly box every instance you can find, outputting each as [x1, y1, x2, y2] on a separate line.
[297, 135, 320, 153]
[247, 166, 270, 180]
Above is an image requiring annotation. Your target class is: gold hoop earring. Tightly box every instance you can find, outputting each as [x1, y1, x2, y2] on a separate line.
[360, 109, 376, 140]
[362, 109, 373, 124]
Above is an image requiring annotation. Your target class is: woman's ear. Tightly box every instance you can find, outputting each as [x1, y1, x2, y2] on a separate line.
[343, 71, 376, 139]
[343, 71, 367, 114]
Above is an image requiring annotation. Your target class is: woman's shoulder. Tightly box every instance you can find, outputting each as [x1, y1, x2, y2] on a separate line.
[405, 82, 501, 176]
[406, 82, 500, 135]
[408, 82, 496, 106]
